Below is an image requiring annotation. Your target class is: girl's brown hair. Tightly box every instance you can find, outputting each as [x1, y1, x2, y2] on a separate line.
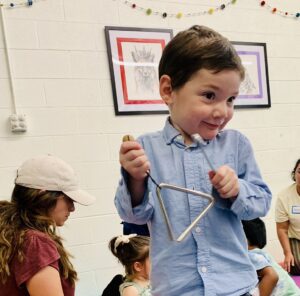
[109, 235, 150, 280]
[0, 185, 77, 285]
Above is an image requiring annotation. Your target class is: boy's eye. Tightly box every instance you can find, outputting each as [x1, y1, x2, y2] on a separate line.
[203, 92, 215, 100]
[227, 96, 236, 104]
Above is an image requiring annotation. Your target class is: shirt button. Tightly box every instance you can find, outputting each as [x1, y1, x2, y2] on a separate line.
[201, 266, 207, 273]
[195, 227, 201, 233]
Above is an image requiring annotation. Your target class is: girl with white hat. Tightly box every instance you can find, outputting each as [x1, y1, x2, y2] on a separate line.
[0, 154, 95, 296]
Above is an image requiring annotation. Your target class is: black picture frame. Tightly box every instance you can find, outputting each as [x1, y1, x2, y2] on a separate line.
[232, 41, 271, 108]
[105, 26, 173, 115]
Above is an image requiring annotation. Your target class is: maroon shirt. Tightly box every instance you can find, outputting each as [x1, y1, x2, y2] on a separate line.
[1, 230, 75, 296]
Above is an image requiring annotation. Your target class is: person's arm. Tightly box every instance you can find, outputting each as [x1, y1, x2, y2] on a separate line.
[128, 177, 147, 207]
[257, 266, 278, 296]
[228, 132, 272, 219]
[276, 221, 294, 272]
[26, 266, 64, 296]
[119, 138, 149, 207]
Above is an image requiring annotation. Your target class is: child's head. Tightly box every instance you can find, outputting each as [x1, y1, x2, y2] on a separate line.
[242, 218, 267, 249]
[11, 185, 75, 228]
[158, 25, 245, 142]
[291, 158, 300, 182]
[159, 25, 244, 91]
[109, 234, 150, 280]
[11, 154, 95, 227]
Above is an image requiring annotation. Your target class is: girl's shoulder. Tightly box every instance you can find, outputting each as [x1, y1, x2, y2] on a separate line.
[23, 229, 58, 255]
[25, 229, 50, 238]
[25, 229, 54, 244]
[120, 281, 139, 295]
[120, 283, 138, 296]
[278, 183, 297, 198]
[120, 281, 151, 296]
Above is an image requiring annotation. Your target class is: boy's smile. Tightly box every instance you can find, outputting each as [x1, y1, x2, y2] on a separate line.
[161, 68, 242, 144]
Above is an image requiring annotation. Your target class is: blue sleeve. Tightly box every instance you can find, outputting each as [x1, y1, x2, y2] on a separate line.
[248, 250, 271, 271]
[114, 168, 154, 225]
[230, 133, 272, 220]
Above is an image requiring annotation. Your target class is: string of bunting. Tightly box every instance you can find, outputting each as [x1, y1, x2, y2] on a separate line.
[259, 1, 300, 19]
[0, 0, 45, 8]
[1, 0, 299, 19]
[119, 0, 238, 19]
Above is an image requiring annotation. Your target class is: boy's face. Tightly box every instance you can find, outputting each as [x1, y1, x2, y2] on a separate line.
[161, 68, 241, 142]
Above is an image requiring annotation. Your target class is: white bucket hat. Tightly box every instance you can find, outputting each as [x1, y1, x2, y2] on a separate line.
[15, 154, 96, 206]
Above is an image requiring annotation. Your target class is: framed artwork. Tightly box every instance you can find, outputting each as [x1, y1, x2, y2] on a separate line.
[232, 41, 271, 108]
[105, 26, 173, 115]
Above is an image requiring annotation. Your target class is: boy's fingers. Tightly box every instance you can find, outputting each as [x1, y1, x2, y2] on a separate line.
[126, 158, 150, 180]
[131, 154, 149, 168]
[208, 171, 216, 179]
[125, 148, 146, 162]
[120, 134, 150, 179]
[210, 166, 232, 184]
[120, 141, 142, 154]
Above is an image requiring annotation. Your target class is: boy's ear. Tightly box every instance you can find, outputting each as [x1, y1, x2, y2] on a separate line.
[159, 75, 173, 105]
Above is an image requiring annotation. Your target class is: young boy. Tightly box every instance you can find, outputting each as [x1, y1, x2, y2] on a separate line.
[242, 218, 300, 295]
[115, 25, 272, 295]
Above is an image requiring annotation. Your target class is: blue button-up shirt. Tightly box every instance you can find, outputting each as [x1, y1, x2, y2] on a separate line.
[115, 119, 272, 296]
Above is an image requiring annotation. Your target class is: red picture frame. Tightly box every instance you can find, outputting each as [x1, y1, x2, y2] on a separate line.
[105, 26, 173, 115]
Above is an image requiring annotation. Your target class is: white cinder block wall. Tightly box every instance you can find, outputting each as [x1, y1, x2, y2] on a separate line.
[0, 0, 299, 294]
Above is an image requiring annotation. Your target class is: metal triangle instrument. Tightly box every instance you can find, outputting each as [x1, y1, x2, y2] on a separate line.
[122, 134, 215, 242]
[156, 183, 215, 242]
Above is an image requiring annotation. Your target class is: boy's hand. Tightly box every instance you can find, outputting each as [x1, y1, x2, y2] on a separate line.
[209, 165, 239, 199]
[119, 138, 150, 181]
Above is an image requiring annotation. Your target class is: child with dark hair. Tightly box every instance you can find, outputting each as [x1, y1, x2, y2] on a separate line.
[115, 24, 272, 295]
[242, 218, 300, 296]
[109, 234, 151, 296]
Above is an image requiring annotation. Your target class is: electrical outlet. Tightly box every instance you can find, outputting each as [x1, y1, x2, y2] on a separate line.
[10, 114, 27, 133]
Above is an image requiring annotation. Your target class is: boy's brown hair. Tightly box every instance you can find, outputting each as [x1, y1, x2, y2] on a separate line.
[159, 25, 245, 90]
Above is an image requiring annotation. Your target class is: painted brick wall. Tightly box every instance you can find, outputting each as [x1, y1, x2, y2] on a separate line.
[0, 0, 299, 295]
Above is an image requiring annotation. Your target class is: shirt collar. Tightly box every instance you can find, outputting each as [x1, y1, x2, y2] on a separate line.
[162, 117, 182, 145]
[162, 116, 223, 146]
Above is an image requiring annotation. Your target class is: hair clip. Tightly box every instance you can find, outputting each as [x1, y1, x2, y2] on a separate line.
[114, 234, 137, 253]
